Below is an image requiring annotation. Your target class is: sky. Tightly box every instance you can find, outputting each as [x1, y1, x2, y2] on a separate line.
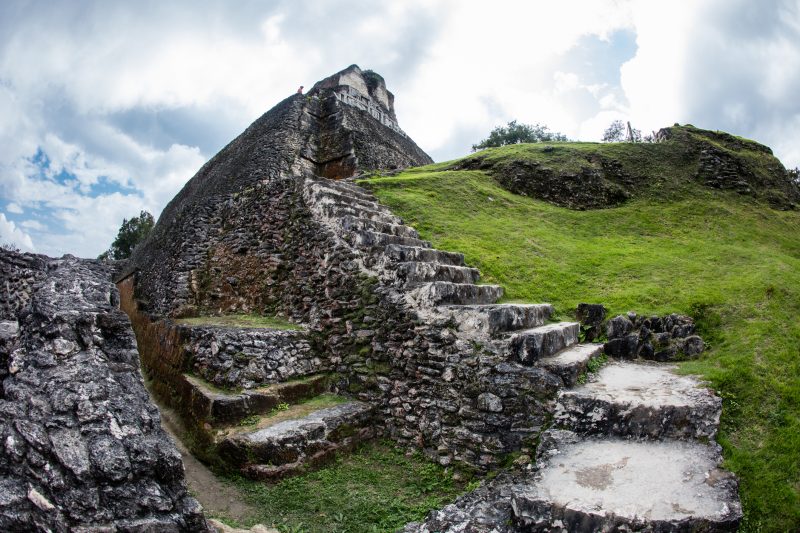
[2, 0, 800, 258]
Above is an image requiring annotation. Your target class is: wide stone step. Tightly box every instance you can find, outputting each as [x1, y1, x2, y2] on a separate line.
[506, 322, 579, 364]
[384, 244, 465, 266]
[311, 188, 391, 215]
[554, 361, 722, 440]
[409, 282, 503, 306]
[217, 398, 374, 480]
[512, 430, 742, 531]
[178, 374, 329, 427]
[312, 179, 376, 202]
[339, 215, 419, 239]
[438, 303, 554, 336]
[348, 230, 430, 249]
[395, 261, 480, 284]
[317, 203, 401, 226]
[538, 343, 604, 387]
[326, 179, 376, 197]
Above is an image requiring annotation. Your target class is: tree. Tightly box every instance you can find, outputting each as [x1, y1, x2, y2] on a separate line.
[99, 210, 155, 260]
[603, 120, 645, 143]
[602, 120, 625, 142]
[472, 120, 567, 151]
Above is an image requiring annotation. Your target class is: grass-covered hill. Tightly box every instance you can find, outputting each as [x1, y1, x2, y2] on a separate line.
[360, 125, 800, 532]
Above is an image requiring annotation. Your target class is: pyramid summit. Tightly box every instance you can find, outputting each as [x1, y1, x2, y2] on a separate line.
[124, 65, 432, 317]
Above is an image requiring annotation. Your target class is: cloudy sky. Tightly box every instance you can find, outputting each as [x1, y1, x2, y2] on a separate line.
[2, 0, 799, 257]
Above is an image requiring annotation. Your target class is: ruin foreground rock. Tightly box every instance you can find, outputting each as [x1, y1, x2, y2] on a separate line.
[0, 251, 209, 531]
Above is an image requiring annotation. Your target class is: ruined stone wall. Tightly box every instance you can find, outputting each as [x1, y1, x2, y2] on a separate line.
[184, 326, 319, 390]
[125, 95, 311, 317]
[121, 173, 555, 470]
[0, 251, 209, 531]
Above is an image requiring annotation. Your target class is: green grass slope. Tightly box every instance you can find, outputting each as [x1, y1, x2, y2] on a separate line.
[361, 132, 800, 532]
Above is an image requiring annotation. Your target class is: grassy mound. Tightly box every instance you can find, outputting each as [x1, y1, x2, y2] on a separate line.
[360, 136, 800, 532]
[453, 125, 797, 210]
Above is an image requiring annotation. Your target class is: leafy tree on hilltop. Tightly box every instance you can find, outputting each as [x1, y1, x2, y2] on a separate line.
[472, 120, 567, 151]
[602, 120, 626, 142]
[603, 119, 646, 143]
[98, 210, 154, 260]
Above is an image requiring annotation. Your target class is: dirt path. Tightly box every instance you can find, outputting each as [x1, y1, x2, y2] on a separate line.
[152, 394, 261, 525]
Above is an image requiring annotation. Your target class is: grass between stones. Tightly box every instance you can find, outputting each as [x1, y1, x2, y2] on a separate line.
[218, 441, 467, 532]
[223, 393, 348, 436]
[175, 313, 303, 330]
[362, 160, 800, 532]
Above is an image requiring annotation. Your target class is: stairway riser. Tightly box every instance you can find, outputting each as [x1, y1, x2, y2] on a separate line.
[339, 217, 419, 239]
[398, 264, 480, 284]
[511, 500, 740, 533]
[240, 428, 377, 481]
[312, 190, 389, 214]
[417, 285, 503, 306]
[350, 231, 430, 249]
[555, 397, 721, 440]
[218, 411, 374, 468]
[384, 245, 465, 266]
[510, 325, 579, 363]
[318, 204, 401, 225]
[180, 375, 329, 427]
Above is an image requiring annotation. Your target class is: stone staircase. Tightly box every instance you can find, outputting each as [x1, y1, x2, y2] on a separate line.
[512, 361, 741, 530]
[300, 177, 742, 531]
[178, 369, 375, 481]
[303, 177, 603, 381]
[407, 361, 742, 531]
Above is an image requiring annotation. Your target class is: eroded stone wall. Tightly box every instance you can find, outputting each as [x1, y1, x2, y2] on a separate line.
[183, 326, 319, 390]
[0, 251, 209, 531]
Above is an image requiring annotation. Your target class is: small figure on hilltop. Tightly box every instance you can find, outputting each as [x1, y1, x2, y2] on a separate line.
[296, 85, 304, 94]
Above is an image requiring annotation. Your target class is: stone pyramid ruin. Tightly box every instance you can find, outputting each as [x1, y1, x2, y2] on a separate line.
[1, 65, 742, 531]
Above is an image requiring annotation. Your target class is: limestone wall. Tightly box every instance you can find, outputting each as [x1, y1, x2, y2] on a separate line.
[184, 326, 320, 390]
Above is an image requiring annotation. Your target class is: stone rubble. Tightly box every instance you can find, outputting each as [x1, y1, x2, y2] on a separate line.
[604, 311, 705, 361]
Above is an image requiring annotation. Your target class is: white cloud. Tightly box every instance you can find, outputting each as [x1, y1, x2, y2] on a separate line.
[19, 219, 45, 231]
[6, 202, 22, 214]
[0, 213, 34, 251]
[615, 0, 800, 166]
[399, 0, 635, 157]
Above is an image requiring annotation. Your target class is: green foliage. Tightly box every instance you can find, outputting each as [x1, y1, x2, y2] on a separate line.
[99, 210, 154, 260]
[602, 120, 626, 142]
[602, 120, 646, 143]
[586, 354, 608, 374]
[225, 442, 466, 532]
[238, 415, 260, 427]
[472, 120, 567, 151]
[362, 146, 800, 532]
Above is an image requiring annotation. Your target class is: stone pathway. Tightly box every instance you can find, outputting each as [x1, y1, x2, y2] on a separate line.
[406, 360, 741, 531]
